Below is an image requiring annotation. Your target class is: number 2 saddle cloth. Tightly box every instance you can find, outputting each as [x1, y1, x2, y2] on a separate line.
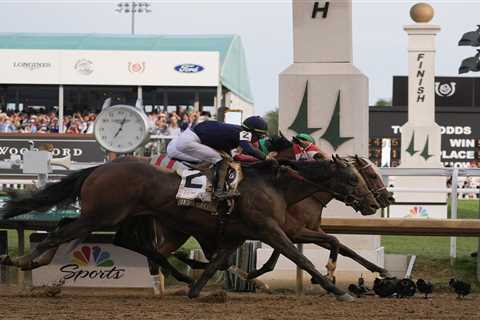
[149, 154, 243, 213]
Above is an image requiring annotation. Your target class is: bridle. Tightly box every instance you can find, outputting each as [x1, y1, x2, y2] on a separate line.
[268, 137, 377, 211]
[354, 159, 390, 202]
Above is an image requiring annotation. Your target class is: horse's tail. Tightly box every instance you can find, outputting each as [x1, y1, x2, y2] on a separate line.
[0, 165, 100, 220]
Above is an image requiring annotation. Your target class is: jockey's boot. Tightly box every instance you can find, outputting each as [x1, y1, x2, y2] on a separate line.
[213, 159, 240, 200]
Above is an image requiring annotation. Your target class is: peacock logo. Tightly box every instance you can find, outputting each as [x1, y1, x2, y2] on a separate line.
[71, 246, 114, 267]
[60, 245, 125, 282]
[406, 206, 429, 218]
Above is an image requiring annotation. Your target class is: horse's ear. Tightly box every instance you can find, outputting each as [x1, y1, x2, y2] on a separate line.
[355, 154, 360, 161]
[279, 131, 287, 140]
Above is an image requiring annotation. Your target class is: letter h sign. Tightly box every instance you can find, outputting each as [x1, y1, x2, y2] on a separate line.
[312, 1, 330, 19]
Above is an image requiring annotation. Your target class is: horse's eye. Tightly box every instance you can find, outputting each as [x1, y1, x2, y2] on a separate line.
[370, 173, 377, 179]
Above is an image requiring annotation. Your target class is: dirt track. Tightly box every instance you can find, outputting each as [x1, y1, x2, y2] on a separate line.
[0, 286, 478, 320]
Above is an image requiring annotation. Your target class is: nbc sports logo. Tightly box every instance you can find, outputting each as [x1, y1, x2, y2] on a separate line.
[60, 245, 125, 282]
[405, 206, 429, 218]
[72, 246, 114, 267]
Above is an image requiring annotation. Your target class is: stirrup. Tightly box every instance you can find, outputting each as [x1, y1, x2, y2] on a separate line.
[213, 190, 240, 200]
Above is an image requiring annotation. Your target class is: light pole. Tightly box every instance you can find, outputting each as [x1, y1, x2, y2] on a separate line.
[115, 2, 152, 35]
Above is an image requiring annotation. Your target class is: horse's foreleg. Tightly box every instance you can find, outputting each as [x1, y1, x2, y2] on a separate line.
[291, 228, 340, 283]
[258, 221, 353, 301]
[246, 250, 280, 280]
[188, 247, 237, 299]
[297, 228, 391, 278]
[337, 242, 390, 277]
[147, 252, 195, 284]
[0, 244, 60, 270]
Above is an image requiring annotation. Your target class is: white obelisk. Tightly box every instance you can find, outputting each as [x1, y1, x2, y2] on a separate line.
[256, 0, 382, 287]
[391, 3, 447, 219]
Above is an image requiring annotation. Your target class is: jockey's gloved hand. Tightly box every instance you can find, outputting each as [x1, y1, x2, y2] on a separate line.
[266, 152, 277, 160]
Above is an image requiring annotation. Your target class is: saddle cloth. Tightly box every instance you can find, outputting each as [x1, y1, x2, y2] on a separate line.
[150, 154, 242, 212]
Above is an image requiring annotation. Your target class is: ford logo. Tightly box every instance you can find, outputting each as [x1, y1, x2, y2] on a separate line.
[175, 64, 204, 73]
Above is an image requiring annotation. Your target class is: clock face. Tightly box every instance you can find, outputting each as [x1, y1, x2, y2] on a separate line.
[94, 105, 149, 153]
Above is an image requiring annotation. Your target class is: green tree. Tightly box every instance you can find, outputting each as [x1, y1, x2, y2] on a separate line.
[264, 108, 278, 135]
[374, 98, 392, 107]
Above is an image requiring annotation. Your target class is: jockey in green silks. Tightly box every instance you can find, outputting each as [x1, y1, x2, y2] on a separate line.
[292, 133, 329, 160]
[234, 133, 328, 162]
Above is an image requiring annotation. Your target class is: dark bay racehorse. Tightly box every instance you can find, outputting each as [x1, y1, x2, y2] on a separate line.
[243, 136, 395, 281]
[155, 136, 394, 284]
[0, 156, 376, 301]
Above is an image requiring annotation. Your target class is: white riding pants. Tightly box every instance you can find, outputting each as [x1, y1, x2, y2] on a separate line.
[167, 128, 223, 164]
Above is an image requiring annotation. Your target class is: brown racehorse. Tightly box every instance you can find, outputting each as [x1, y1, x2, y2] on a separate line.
[0, 156, 376, 301]
[243, 136, 395, 282]
[147, 135, 394, 284]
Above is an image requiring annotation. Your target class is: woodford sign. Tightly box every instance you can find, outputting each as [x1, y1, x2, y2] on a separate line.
[0, 133, 104, 163]
[0, 133, 104, 178]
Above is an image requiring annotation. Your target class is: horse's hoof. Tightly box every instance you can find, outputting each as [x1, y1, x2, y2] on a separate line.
[255, 282, 272, 294]
[171, 288, 189, 296]
[336, 293, 355, 302]
[187, 289, 200, 299]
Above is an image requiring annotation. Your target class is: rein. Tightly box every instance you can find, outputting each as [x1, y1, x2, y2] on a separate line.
[278, 164, 370, 209]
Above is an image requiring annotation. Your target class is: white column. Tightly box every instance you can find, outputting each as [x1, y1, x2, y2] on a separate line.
[399, 24, 442, 168]
[269, 0, 379, 285]
[58, 85, 64, 133]
[391, 10, 447, 220]
[405, 25, 440, 125]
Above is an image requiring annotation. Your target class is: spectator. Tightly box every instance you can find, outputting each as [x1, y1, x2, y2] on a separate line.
[168, 114, 181, 137]
[180, 113, 190, 131]
[0, 113, 16, 132]
[0, 107, 214, 137]
[154, 116, 169, 136]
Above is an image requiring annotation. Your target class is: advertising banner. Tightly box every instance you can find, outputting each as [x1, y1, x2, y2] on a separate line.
[0, 134, 104, 179]
[370, 108, 480, 167]
[0, 49, 219, 87]
[393, 76, 480, 108]
[31, 233, 152, 288]
[0, 134, 104, 163]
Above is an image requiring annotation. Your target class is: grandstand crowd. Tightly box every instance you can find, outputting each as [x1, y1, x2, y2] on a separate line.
[0, 110, 211, 136]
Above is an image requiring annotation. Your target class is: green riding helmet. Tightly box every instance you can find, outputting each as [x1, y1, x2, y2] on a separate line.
[295, 133, 315, 144]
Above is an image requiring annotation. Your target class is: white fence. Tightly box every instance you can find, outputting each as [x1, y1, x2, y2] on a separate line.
[380, 167, 480, 261]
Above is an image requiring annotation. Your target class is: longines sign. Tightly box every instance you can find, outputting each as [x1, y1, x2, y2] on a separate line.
[0, 49, 219, 87]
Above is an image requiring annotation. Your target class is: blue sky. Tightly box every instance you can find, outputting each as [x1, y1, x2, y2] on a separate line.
[1, 1, 479, 115]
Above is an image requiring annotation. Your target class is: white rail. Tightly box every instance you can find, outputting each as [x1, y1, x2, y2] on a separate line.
[380, 167, 480, 263]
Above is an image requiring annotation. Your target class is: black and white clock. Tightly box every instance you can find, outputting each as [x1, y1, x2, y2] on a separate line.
[94, 100, 152, 154]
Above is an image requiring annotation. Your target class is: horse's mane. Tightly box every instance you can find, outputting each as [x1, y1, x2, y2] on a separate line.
[241, 160, 279, 171]
[278, 159, 333, 172]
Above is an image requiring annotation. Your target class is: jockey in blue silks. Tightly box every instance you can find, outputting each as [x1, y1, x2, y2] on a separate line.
[167, 116, 269, 199]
